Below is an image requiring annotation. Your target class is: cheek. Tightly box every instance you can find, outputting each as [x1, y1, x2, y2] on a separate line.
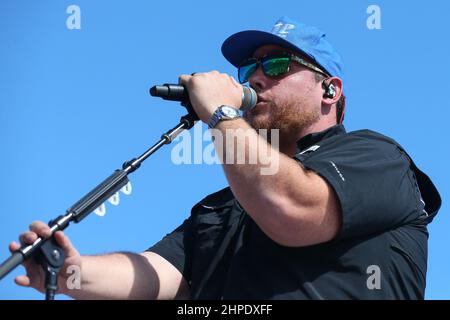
[269, 86, 292, 105]
[273, 75, 313, 97]
[270, 84, 308, 106]
[286, 78, 321, 104]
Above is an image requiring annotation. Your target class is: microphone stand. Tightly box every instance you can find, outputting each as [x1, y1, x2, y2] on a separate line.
[0, 105, 198, 300]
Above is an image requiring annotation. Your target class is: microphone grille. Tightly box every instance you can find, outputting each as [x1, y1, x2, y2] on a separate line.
[241, 86, 257, 111]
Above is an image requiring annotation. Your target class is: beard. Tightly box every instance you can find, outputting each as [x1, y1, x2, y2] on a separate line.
[244, 98, 320, 142]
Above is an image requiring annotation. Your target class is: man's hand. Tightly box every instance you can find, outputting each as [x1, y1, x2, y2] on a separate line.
[9, 221, 82, 295]
[178, 71, 243, 123]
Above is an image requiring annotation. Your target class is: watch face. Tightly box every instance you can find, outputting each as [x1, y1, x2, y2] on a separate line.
[221, 106, 238, 117]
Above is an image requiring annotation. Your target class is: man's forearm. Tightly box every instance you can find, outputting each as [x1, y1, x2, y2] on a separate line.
[213, 119, 306, 232]
[62, 252, 158, 300]
[212, 118, 340, 247]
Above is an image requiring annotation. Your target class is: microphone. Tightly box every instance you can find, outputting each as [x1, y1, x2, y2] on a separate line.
[149, 84, 257, 112]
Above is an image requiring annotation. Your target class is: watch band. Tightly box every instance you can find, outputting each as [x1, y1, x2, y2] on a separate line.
[208, 105, 240, 128]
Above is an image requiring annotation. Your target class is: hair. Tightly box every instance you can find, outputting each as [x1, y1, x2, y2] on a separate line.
[314, 73, 345, 124]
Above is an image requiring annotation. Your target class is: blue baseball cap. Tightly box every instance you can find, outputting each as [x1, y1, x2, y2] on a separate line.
[221, 16, 344, 80]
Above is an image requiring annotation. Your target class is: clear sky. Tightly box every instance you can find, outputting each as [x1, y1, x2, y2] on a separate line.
[0, 0, 448, 300]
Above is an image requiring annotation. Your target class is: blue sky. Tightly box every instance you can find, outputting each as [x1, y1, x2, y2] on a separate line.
[0, 0, 448, 300]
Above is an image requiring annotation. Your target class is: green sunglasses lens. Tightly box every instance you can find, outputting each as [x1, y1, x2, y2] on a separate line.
[238, 55, 291, 83]
[239, 61, 257, 83]
[262, 57, 290, 77]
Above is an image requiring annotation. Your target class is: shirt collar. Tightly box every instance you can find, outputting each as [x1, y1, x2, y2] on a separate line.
[296, 124, 346, 153]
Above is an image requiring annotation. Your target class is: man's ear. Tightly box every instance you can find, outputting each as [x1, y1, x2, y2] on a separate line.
[321, 77, 343, 106]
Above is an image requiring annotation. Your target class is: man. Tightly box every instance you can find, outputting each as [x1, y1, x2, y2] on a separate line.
[10, 16, 441, 299]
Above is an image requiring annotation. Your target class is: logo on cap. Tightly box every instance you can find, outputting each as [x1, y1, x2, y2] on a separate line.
[271, 22, 295, 38]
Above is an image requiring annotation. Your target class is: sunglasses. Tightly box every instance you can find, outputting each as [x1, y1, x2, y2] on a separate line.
[238, 52, 329, 84]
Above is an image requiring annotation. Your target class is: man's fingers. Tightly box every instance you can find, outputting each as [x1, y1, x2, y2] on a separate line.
[9, 241, 37, 271]
[230, 75, 241, 88]
[29, 221, 51, 238]
[18, 221, 52, 246]
[54, 231, 79, 257]
[178, 74, 191, 85]
[19, 232, 38, 246]
[9, 241, 20, 253]
[15, 275, 31, 287]
[16, 231, 78, 257]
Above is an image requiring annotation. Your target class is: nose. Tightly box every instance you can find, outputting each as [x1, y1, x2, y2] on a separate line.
[248, 64, 266, 92]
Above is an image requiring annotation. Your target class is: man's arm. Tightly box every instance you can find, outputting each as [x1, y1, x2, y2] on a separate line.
[213, 118, 341, 247]
[178, 71, 341, 246]
[64, 252, 190, 300]
[10, 222, 190, 300]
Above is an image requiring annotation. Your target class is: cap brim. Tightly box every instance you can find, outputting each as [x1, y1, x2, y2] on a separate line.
[221, 30, 314, 67]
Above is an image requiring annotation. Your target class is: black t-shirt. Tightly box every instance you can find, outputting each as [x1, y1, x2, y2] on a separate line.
[148, 125, 441, 299]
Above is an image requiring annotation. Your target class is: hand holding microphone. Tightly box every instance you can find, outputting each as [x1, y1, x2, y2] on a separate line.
[150, 71, 257, 124]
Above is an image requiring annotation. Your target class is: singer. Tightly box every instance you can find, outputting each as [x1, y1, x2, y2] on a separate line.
[9, 16, 441, 299]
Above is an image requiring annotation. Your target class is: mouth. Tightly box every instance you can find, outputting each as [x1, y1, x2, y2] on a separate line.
[255, 101, 268, 108]
[256, 96, 270, 105]
[257, 95, 268, 103]
[254, 96, 268, 107]
[249, 100, 270, 115]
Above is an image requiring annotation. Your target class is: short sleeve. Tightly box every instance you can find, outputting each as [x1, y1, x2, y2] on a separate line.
[146, 217, 193, 283]
[295, 133, 424, 240]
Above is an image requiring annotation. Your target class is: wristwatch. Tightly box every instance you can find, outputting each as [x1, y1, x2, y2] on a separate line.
[208, 105, 241, 128]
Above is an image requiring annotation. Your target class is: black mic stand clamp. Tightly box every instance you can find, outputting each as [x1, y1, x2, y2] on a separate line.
[35, 221, 66, 300]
